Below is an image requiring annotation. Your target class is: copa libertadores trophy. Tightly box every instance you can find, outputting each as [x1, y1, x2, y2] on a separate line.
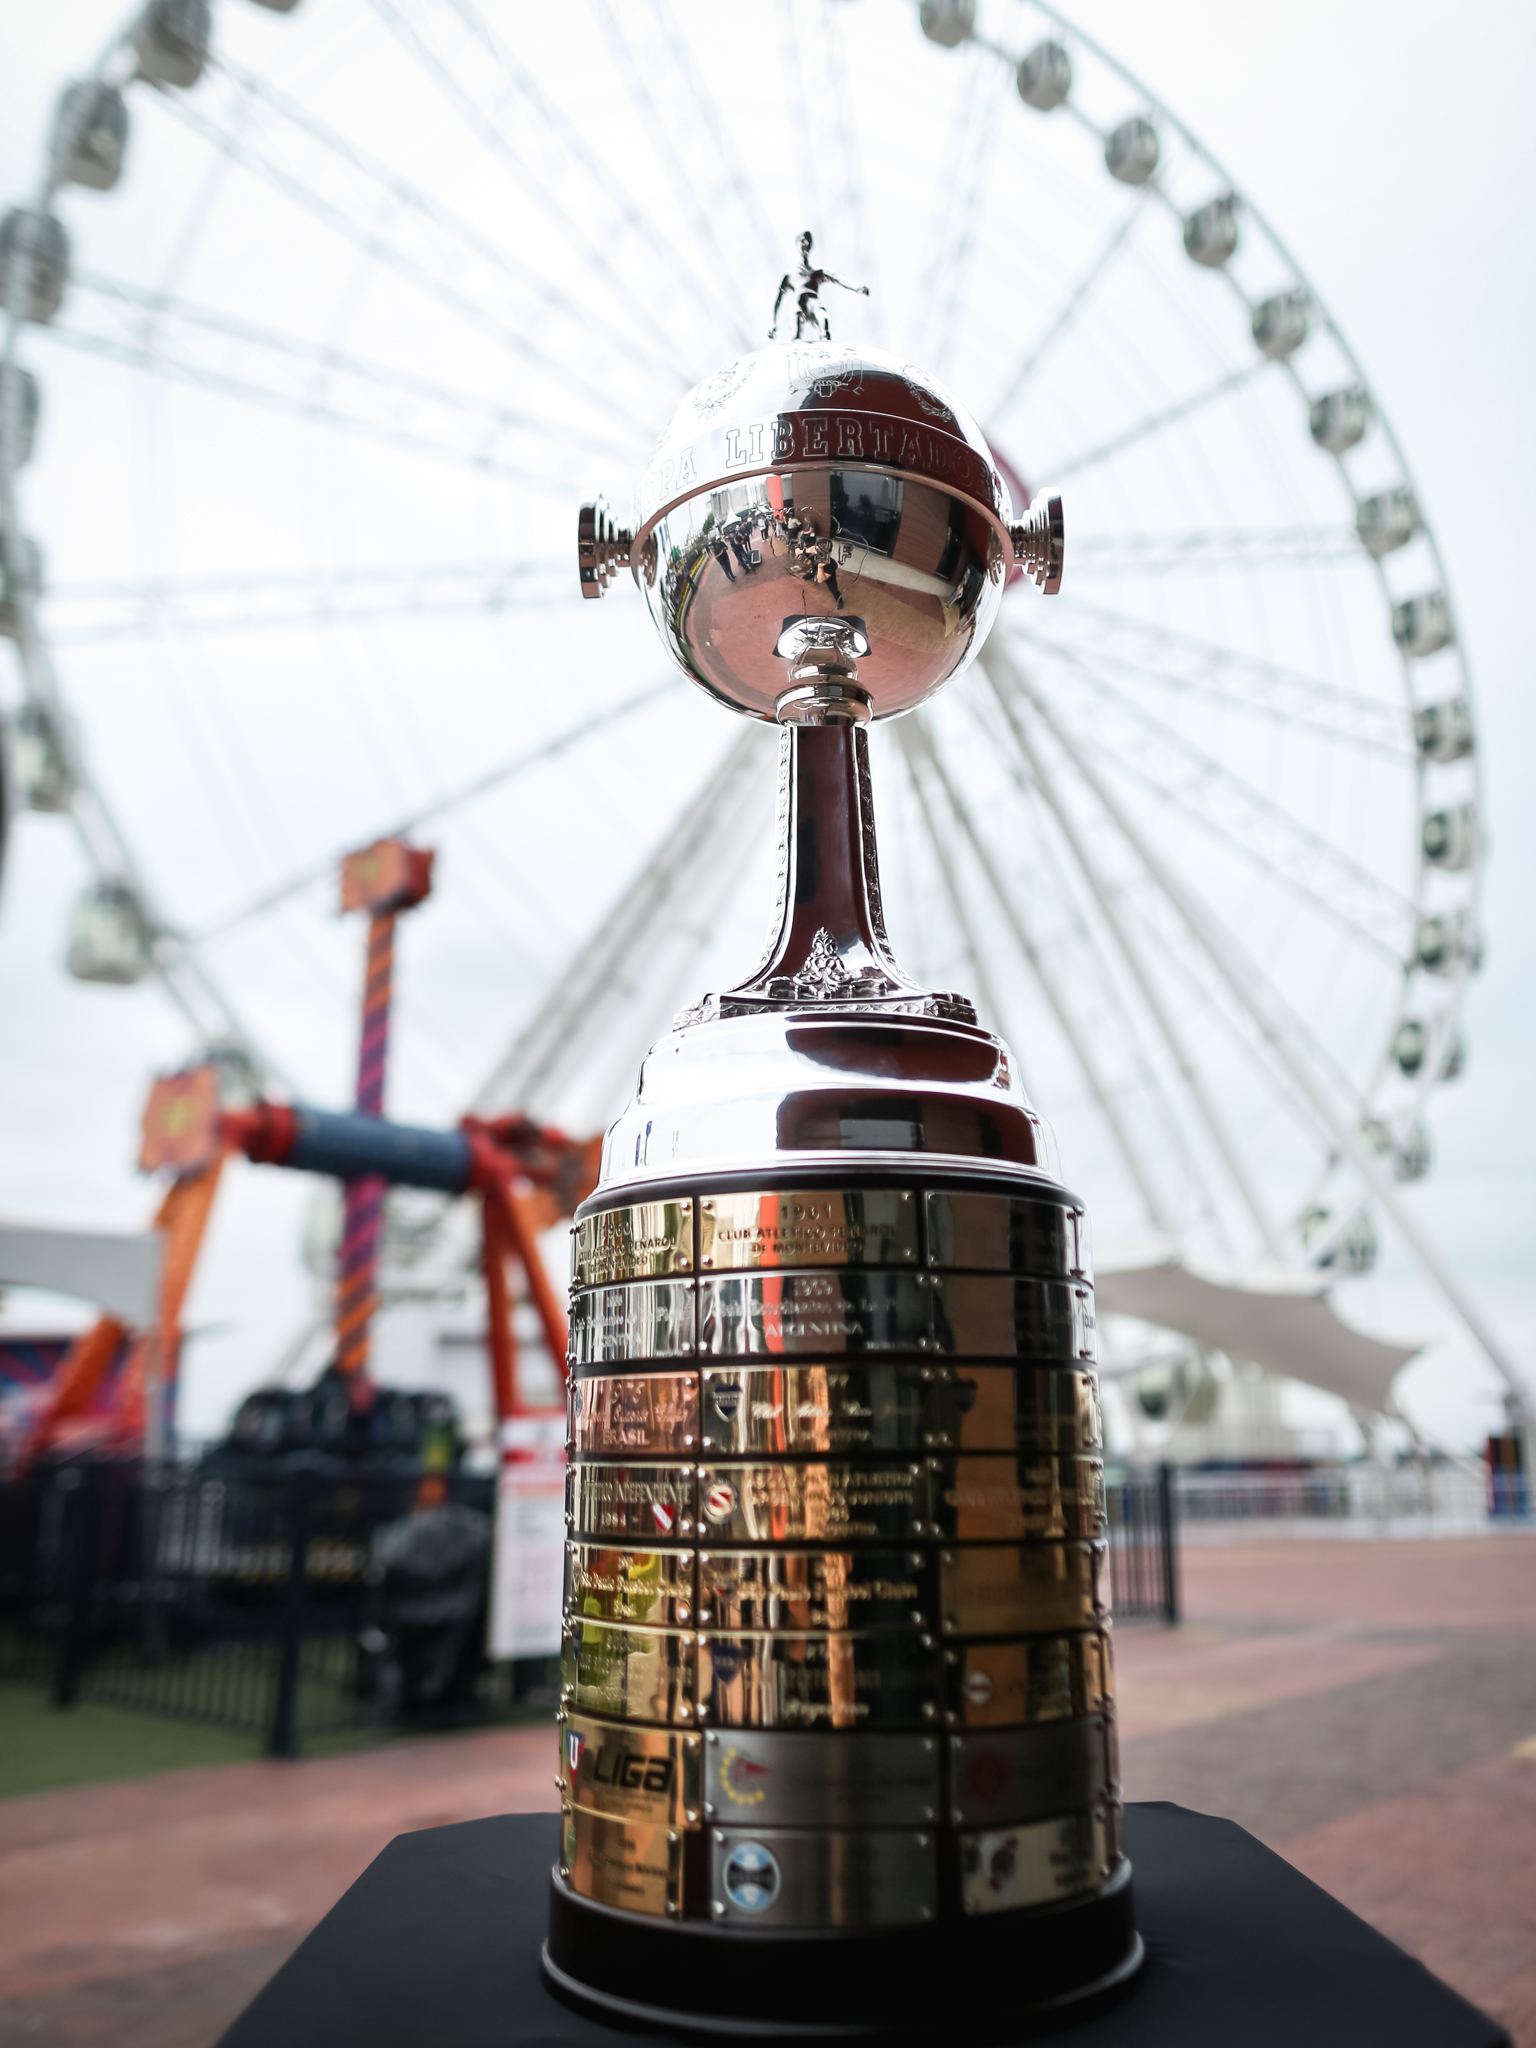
[544, 250, 1140, 2036]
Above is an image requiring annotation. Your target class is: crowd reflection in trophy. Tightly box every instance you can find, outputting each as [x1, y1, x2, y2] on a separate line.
[667, 503, 847, 611]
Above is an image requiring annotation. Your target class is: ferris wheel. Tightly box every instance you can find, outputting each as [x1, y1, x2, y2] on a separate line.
[0, 0, 1520, 1436]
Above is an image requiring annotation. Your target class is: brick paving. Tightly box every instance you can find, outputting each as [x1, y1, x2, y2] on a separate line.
[0, 1530, 1531, 2045]
[1120, 1534, 1536, 2044]
[0, 1728, 559, 2044]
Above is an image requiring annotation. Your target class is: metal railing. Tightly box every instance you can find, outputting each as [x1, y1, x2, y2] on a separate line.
[0, 1459, 500, 1753]
[1105, 1464, 1179, 1624]
[1171, 1460, 1494, 1535]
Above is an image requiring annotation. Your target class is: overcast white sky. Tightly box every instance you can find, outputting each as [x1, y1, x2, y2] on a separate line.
[0, 0, 1532, 1452]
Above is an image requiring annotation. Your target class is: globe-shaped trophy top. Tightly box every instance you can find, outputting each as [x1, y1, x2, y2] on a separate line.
[627, 342, 1021, 725]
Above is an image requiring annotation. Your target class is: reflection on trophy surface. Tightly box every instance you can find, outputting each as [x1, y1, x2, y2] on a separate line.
[548, 246, 1135, 2037]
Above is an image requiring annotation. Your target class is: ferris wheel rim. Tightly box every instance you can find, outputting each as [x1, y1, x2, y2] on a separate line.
[1009, 0, 1487, 1086]
[905, 0, 1484, 1200]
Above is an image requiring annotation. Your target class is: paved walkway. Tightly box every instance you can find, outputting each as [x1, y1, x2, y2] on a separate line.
[0, 1532, 1531, 2045]
[1122, 1533, 1536, 2044]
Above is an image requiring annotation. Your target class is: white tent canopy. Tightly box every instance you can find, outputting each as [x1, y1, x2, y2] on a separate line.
[0, 1222, 161, 1327]
[1095, 1254, 1421, 1414]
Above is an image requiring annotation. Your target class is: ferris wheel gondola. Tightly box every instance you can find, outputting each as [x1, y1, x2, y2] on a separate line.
[0, 0, 1522, 1440]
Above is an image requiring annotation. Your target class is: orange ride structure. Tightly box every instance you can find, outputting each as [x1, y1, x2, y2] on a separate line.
[18, 836, 598, 1471]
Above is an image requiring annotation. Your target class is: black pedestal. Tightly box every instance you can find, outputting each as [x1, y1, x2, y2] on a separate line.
[217, 1804, 1509, 2048]
[544, 1856, 1141, 2037]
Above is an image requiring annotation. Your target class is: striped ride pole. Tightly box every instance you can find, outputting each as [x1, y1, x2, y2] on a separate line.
[335, 839, 435, 1402]
[335, 907, 395, 1388]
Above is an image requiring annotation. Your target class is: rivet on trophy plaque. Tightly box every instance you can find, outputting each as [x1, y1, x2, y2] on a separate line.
[547, 244, 1137, 2037]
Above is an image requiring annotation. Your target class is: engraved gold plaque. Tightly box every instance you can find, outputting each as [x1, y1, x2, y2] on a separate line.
[937, 1367, 1103, 1455]
[563, 1805, 685, 1916]
[699, 1189, 919, 1272]
[568, 1462, 696, 1542]
[562, 1618, 697, 1725]
[700, 1548, 926, 1632]
[944, 1632, 1115, 1728]
[925, 1192, 1091, 1280]
[938, 1540, 1109, 1635]
[566, 1543, 695, 1628]
[697, 1461, 925, 1542]
[948, 1718, 1111, 1827]
[570, 1372, 700, 1457]
[934, 1276, 1098, 1361]
[709, 1823, 940, 1927]
[705, 1728, 940, 1828]
[959, 1809, 1109, 1914]
[558, 1712, 701, 1827]
[934, 1455, 1107, 1541]
[701, 1629, 942, 1729]
[568, 1282, 696, 1364]
[574, 1200, 694, 1289]
[700, 1364, 926, 1454]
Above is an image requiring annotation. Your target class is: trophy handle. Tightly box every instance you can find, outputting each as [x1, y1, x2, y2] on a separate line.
[577, 497, 632, 599]
[1009, 489, 1064, 594]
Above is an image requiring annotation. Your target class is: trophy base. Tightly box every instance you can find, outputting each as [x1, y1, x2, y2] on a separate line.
[542, 1865, 1143, 2040]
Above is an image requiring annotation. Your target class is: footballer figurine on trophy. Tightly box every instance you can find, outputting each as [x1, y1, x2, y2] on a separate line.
[548, 243, 1138, 2037]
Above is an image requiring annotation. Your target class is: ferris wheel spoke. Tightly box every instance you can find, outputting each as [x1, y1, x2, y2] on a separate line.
[367, 0, 745, 366]
[1045, 360, 1267, 480]
[911, 48, 1008, 371]
[1018, 664, 1525, 1397]
[1008, 759, 1237, 1259]
[46, 560, 569, 644]
[931, 702, 1234, 1252]
[439, 0, 755, 344]
[576, 0, 762, 337]
[51, 278, 580, 491]
[642, 0, 786, 279]
[917, 57, 1011, 373]
[895, 730, 1017, 1044]
[1020, 598, 1406, 756]
[899, 716, 1176, 1235]
[1012, 665, 1390, 1130]
[186, 680, 675, 948]
[776, 6, 831, 249]
[470, 729, 766, 1115]
[819, 3, 883, 344]
[987, 192, 1150, 424]
[167, 66, 663, 432]
[8, 626, 287, 1083]
[979, 648, 1281, 1256]
[1017, 646, 1413, 958]
[1066, 526, 1358, 575]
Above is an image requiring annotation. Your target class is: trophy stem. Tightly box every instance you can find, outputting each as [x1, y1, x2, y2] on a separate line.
[730, 722, 914, 1005]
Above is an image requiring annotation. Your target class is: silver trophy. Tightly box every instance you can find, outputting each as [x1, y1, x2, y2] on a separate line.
[547, 308, 1137, 2036]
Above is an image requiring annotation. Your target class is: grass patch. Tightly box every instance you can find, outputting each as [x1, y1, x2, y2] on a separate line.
[0, 1681, 553, 1800]
[0, 1683, 262, 1801]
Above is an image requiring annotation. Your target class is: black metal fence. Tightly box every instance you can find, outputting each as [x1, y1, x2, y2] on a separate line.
[1105, 1464, 1179, 1624]
[0, 1459, 511, 1754]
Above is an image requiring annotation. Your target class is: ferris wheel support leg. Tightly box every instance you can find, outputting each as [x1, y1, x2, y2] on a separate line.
[982, 648, 1285, 1261]
[1018, 672, 1531, 1430]
[900, 714, 1177, 1237]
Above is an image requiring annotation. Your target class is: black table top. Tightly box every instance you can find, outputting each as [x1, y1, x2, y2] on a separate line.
[219, 1803, 1507, 2047]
